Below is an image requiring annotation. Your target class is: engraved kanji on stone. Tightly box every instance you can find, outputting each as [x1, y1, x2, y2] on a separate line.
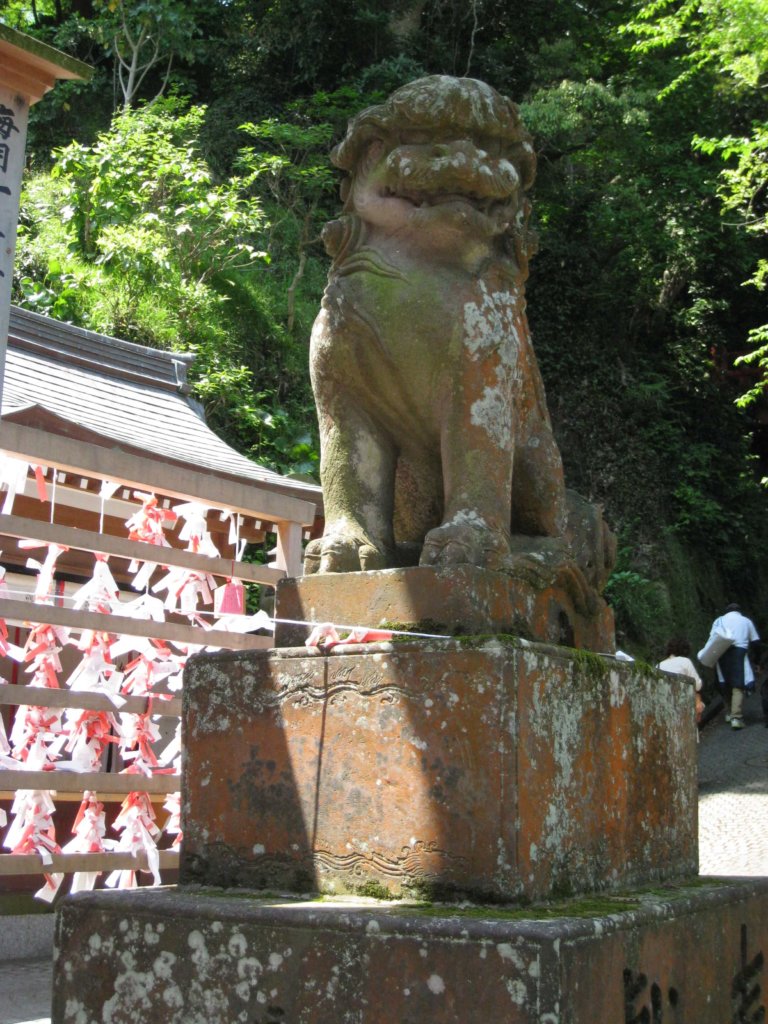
[732, 923, 765, 1023]
[0, 142, 9, 174]
[624, 967, 680, 1023]
[0, 104, 20, 141]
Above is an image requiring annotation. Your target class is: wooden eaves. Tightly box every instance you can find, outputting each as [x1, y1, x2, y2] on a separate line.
[0, 23, 92, 103]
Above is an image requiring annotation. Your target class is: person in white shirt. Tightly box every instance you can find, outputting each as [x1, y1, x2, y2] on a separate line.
[658, 638, 704, 726]
[707, 604, 760, 730]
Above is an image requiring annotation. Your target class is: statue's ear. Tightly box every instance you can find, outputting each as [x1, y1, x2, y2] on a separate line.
[340, 178, 351, 202]
[358, 138, 385, 175]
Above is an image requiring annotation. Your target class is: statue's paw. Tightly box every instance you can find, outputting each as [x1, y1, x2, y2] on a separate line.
[303, 532, 387, 574]
[420, 520, 509, 571]
[303, 538, 324, 575]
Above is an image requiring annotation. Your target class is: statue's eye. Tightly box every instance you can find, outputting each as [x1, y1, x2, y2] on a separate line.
[366, 139, 385, 161]
[480, 137, 501, 157]
[401, 131, 432, 146]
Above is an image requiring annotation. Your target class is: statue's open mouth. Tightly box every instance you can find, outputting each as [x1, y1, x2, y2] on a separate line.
[381, 147, 518, 223]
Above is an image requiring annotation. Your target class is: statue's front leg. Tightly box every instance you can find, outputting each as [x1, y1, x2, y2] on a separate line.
[420, 284, 520, 571]
[304, 407, 396, 574]
[420, 412, 514, 571]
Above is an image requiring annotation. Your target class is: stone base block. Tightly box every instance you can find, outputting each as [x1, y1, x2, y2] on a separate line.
[181, 638, 697, 902]
[52, 880, 768, 1023]
[274, 564, 615, 652]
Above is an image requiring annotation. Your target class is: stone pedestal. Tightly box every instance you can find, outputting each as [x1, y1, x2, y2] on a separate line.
[274, 564, 615, 652]
[52, 624, 768, 1023]
[53, 880, 768, 1023]
[180, 639, 697, 903]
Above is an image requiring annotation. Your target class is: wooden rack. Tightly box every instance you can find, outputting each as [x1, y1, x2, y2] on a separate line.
[0, 437, 316, 888]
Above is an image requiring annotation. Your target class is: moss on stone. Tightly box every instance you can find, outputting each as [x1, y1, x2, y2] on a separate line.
[396, 879, 729, 921]
[400, 895, 641, 921]
[183, 886, 305, 902]
[176, 877, 732, 922]
[379, 619, 456, 639]
[453, 633, 524, 650]
[0, 892, 54, 916]
[571, 648, 610, 687]
[632, 658, 661, 683]
[353, 880, 397, 900]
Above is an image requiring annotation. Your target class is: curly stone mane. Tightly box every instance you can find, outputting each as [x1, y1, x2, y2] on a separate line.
[327, 75, 538, 274]
[332, 75, 535, 182]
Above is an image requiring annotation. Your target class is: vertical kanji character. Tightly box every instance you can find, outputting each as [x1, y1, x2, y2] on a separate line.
[0, 104, 20, 141]
[732, 923, 765, 1023]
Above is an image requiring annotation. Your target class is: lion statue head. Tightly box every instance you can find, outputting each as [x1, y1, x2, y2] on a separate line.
[323, 76, 538, 275]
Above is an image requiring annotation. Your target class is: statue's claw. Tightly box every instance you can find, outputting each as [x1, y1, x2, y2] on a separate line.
[303, 533, 387, 575]
[420, 522, 510, 571]
[303, 538, 324, 575]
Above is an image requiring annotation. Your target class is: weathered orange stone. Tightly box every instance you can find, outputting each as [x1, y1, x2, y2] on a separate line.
[181, 638, 696, 902]
[52, 881, 768, 1024]
[274, 564, 615, 652]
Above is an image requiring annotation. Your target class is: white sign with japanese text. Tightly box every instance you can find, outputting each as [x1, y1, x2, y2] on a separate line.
[0, 84, 29, 412]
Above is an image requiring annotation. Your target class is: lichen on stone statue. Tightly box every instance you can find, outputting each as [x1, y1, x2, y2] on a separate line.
[305, 75, 614, 619]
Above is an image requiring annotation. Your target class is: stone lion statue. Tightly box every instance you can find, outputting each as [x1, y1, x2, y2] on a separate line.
[304, 75, 614, 609]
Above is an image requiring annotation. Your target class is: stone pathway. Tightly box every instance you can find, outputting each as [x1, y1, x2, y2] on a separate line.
[1, 698, 766, 1024]
[0, 956, 52, 1024]
[698, 691, 768, 876]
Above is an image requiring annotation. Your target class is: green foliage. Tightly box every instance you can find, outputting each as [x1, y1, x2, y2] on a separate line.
[94, 0, 206, 108]
[10, 0, 768, 656]
[605, 562, 671, 654]
[236, 118, 336, 247]
[51, 101, 265, 279]
[697, 124, 768, 406]
[518, 19, 768, 646]
[13, 99, 318, 476]
[625, 0, 768, 415]
[625, 0, 768, 92]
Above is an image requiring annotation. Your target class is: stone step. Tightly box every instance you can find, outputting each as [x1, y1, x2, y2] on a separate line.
[52, 880, 768, 1023]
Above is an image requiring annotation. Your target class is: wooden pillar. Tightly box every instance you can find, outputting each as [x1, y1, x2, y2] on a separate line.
[274, 520, 304, 578]
[0, 84, 28, 408]
[0, 25, 91, 411]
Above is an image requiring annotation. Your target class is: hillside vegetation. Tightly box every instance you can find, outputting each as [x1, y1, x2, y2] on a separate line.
[5, 0, 768, 658]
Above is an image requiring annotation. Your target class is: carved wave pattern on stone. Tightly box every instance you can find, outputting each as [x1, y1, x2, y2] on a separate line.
[312, 839, 468, 880]
[260, 677, 413, 711]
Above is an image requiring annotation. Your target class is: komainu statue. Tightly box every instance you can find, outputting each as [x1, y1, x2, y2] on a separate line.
[305, 75, 615, 642]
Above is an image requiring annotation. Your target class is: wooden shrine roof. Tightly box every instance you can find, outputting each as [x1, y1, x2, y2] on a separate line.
[0, 24, 92, 103]
[2, 306, 321, 519]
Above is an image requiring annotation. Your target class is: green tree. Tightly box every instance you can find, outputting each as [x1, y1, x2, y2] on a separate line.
[94, 0, 204, 108]
[236, 118, 336, 330]
[507, 4, 768, 648]
[51, 100, 265, 282]
[625, 0, 768, 420]
[13, 101, 320, 473]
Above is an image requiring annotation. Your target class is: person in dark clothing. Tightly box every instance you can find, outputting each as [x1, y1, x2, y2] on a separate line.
[707, 604, 760, 730]
[756, 653, 768, 728]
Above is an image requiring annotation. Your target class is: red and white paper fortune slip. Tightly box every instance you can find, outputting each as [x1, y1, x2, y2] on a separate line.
[104, 787, 163, 890]
[0, 462, 285, 895]
[61, 791, 108, 894]
[3, 788, 64, 902]
[0, 473, 211, 895]
[0, 459, 445, 900]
